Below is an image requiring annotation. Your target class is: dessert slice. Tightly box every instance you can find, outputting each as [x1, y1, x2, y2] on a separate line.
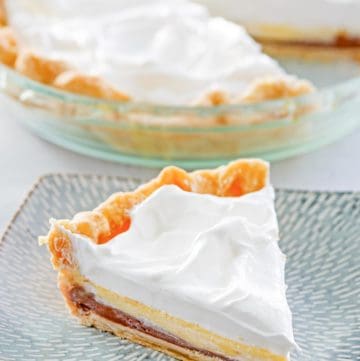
[41, 159, 296, 361]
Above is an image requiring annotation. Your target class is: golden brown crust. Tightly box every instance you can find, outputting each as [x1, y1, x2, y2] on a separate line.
[195, 89, 231, 106]
[194, 77, 314, 107]
[15, 51, 69, 84]
[0, 26, 17, 66]
[54, 70, 130, 101]
[1, 2, 130, 102]
[43, 159, 268, 270]
[240, 76, 315, 103]
[0, 0, 6, 26]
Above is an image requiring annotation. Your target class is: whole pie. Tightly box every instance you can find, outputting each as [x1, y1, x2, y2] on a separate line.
[41, 159, 297, 361]
[0, 0, 314, 106]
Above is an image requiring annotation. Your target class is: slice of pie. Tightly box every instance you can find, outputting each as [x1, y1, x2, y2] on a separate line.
[41, 159, 297, 361]
[0, 0, 313, 106]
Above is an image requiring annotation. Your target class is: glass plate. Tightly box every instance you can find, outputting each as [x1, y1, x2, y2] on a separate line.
[1, 58, 360, 169]
[0, 174, 359, 361]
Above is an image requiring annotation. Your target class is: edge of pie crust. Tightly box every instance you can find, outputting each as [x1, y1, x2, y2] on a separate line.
[0, 3, 314, 106]
[42, 159, 269, 254]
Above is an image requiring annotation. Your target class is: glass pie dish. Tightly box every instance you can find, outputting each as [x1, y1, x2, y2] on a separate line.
[1, 59, 360, 168]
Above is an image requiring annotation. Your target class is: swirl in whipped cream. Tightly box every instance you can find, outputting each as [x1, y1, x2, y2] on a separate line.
[59, 184, 296, 357]
[6, 0, 286, 104]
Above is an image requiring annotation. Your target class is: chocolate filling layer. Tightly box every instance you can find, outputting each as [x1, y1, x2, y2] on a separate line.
[69, 286, 236, 361]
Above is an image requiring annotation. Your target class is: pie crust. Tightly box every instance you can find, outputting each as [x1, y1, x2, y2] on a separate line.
[44, 159, 268, 250]
[41, 159, 289, 361]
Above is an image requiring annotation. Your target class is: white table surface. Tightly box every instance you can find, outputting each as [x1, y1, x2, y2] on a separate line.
[1, 115, 360, 233]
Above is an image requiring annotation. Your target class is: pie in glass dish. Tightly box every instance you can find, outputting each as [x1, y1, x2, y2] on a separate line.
[0, 0, 314, 107]
[41, 159, 297, 361]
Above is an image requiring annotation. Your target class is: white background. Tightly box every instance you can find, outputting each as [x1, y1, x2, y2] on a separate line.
[1, 114, 360, 233]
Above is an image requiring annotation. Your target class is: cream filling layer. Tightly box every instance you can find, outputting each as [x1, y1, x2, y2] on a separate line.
[6, 0, 289, 104]
[57, 185, 296, 357]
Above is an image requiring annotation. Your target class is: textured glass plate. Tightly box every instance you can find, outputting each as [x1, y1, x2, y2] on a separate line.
[0, 174, 359, 361]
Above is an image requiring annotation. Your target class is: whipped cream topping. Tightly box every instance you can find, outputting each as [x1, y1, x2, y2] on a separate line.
[195, 0, 360, 42]
[6, 0, 287, 104]
[60, 184, 296, 357]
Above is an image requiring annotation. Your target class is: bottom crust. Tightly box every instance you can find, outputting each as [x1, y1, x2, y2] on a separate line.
[81, 312, 228, 361]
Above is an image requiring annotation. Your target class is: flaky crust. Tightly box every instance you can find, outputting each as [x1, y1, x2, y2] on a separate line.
[54, 70, 130, 101]
[240, 76, 314, 103]
[15, 51, 69, 84]
[42, 159, 268, 270]
[0, 0, 6, 26]
[0, 2, 132, 102]
[0, 26, 16, 66]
